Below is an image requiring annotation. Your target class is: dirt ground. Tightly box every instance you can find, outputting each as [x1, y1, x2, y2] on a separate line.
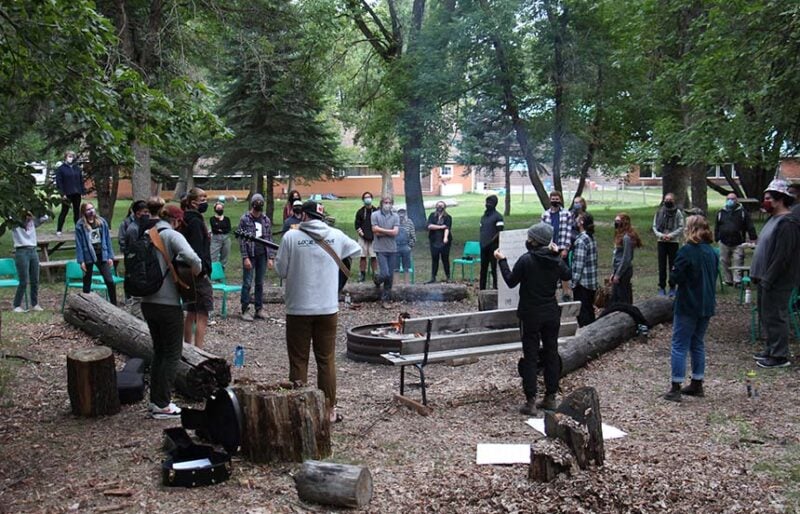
[1, 289, 798, 513]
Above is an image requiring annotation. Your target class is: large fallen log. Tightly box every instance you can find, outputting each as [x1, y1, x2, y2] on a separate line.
[558, 297, 673, 376]
[294, 461, 373, 509]
[63, 292, 230, 400]
[260, 282, 469, 304]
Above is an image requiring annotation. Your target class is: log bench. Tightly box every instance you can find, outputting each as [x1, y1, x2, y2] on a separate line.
[381, 301, 581, 405]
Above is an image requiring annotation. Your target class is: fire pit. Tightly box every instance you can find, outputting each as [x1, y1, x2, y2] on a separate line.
[346, 313, 413, 364]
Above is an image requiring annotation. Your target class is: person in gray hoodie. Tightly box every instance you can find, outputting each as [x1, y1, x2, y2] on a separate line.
[139, 197, 202, 419]
[275, 200, 360, 423]
[10, 210, 48, 312]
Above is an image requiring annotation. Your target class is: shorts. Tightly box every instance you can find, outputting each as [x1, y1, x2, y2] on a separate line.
[358, 237, 376, 258]
[397, 248, 412, 271]
[183, 274, 214, 313]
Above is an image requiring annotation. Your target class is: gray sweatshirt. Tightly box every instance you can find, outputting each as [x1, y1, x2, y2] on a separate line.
[612, 234, 634, 277]
[141, 220, 202, 306]
[275, 219, 361, 316]
[11, 216, 47, 248]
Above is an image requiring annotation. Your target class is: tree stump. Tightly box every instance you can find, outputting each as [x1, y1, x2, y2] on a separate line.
[544, 412, 591, 469]
[233, 384, 330, 463]
[67, 346, 121, 417]
[549, 387, 605, 467]
[478, 289, 498, 311]
[529, 439, 575, 482]
[294, 460, 373, 509]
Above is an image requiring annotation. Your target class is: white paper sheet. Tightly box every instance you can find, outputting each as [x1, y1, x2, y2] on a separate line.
[525, 418, 627, 440]
[476, 443, 531, 465]
[172, 458, 212, 470]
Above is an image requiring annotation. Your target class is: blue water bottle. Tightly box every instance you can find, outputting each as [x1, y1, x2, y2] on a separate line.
[234, 345, 245, 369]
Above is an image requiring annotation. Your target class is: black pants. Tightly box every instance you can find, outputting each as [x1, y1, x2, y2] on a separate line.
[479, 245, 498, 290]
[57, 193, 82, 232]
[519, 307, 561, 400]
[573, 284, 596, 327]
[430, 244, 451, 281]
[82, 260, 117, 306]
[610, 268, 633, 305]
[142, 303, 184, 408]
[657, 241, 679, 289]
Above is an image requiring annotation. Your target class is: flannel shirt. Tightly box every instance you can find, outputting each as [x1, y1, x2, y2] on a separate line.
[571, 232, 598, 290]
[541, 209, 574, 250]
[237, 212, 275, 259]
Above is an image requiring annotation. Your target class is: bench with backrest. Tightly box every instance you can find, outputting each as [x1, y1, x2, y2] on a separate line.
[381, 301, 581, 405]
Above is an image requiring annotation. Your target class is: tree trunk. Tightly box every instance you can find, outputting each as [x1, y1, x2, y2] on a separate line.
[266, 169, 276, 224]
[690, 162, 708, 214]
[403, 130, 427, 230]
[529, 438, 575, 482]
[63, 293, 230, 400]
[131, 140, 152, 201]
[381, 169, 394, 200]
[545, 387, 605, 467]
[294, 461, 373, 509]
[737, 162, 773, 201]
[233, 384, 330, 463]
[661, 157, 690, 207]
[173, 155, 197, 201]
[546, 0, 568, 193]
[67, 346, 121, 417]
[504, 154, 511, 216]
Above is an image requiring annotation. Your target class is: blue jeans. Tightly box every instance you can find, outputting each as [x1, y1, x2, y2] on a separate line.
[375, 252, 396, 301]
[241, 254, 267, 312]
[14, 246, 39, 308]
[670, 312, 711, 382]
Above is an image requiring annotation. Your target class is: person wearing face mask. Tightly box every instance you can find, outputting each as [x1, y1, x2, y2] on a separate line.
[282, 200, 304, 232]
[55, 150, 86, 235]
[714, 193, 757, 287]
[354, 192, 378, 281]
[237, 194, 275, 321]
[210, 199, 232, 267]
[179, 188, 214, 349]
[371, 196, 400, 307]
[611, 213, 643, 305]
[540, 191, 573, 260]
[479, 195, 504, 290]
[570, 213, 598, 327]
[119, 200, 149, 256]
[75, 202, 117, 306]
[427, 201, 453, 283]
[283, 190, 302, 221]
[749, 179, 800, 369]
[652, 193, 685, 297]
[394, 208, 416, 285]
[494, 223, 571, 415]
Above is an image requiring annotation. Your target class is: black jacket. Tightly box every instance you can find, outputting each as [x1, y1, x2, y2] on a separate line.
[354, 205, 376, 241]
[714, 204, 757, 246]
[182, 210, 212, 275]
[498, 247, 572, 318]
[480, 209, 504, 249]
[760, 212, 800, 290]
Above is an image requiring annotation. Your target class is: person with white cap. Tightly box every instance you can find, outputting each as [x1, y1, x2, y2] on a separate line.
[237, 193, 275, 321]
[750, 179, 800, 368]
[282, 199, 304, 232]
[494, 222, 571, 416]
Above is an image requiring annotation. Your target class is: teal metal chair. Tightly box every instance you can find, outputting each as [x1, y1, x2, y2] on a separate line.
[63, 261, 108, 312]
[210, 262, 242, 319]
[789, 288, 800, 340]
[0, 257, 27, 308]
[453, 241, 481, 282]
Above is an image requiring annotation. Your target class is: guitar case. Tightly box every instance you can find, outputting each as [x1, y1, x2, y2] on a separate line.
[161, 387, 243, 488]
[116, 358, 146, 404]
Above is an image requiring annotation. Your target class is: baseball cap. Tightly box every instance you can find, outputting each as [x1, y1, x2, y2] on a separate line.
[301, 200, 325, 220]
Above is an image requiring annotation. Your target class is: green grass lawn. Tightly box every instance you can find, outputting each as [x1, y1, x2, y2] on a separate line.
[0, 189, 745, 301]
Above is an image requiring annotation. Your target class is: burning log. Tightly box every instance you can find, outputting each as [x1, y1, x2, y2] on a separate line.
[63, 293, 230, 400]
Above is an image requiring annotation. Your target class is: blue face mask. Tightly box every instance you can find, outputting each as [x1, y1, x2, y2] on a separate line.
[725, 199, 735, 209]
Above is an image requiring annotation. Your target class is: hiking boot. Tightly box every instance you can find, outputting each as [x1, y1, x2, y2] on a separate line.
[536, 393, 557, 411]
[657, 288, 666, 297]
[752, 351, 769, 361]
[663, 382, 682, 402]
[149, 402, 181, 419]
[757, 357, 791, 369]
[359, 271, 366, 282]
[254, 309, 267, 320]
[241, 311, 254, 322]
[668, 287, 676, 298]
[681, 379, 704, 397]
[519, 399, 539, 416]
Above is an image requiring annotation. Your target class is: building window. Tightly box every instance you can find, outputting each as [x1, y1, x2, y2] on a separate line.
[440, 165, 453, 177]
[706, 163, 738, 179]
[639, 163, 661, 179]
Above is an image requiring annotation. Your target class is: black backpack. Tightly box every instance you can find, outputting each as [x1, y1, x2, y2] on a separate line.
[124, 227, 169, 297]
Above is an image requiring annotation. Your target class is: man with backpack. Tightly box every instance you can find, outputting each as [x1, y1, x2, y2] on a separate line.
[125, 196, 202, 419]
[714, 193, 757, 287]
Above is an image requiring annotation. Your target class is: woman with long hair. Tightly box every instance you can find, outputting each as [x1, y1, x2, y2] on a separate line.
[180, 187, 214, 349]
[664, 215, 718, 402]
[610, 213, 642, 305]
[283, 190, 302, 221]
[74, 202, 117, 305]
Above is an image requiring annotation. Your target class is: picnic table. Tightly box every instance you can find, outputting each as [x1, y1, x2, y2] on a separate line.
[37, 232, 119, 281]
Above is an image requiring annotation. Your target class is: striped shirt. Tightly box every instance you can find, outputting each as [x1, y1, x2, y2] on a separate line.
[571, 232, 598, 290]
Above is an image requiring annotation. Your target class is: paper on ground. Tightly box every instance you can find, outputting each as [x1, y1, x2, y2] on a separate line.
[172, 458, 213, 470]
[476, 443, 531, 465]
[525, 418, 627, 440]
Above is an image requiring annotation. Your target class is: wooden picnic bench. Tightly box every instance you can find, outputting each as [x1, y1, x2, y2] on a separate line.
[382, 301, 581, 405]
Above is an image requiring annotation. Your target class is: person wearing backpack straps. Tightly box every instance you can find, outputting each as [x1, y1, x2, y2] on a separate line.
[714, 193, 758, 287]
[275, 200, 361, 424]
[138, 196, 202, 419]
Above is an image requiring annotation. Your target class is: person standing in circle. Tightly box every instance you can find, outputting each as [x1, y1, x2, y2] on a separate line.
[427, 201, 453, 283]
[610, 213, 642, 306]
[180, 188, 214, 349]
[55, 150, 85, 235]
[74, 202, 117, 306]
[479, 195, 504, 290]
[209, 199, 232, 268]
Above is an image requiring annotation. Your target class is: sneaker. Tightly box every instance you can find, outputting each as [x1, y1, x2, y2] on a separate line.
[757, 357, 791, 369]
[13, 306, 26, 313]
[752, 351, 769, 361]
[241, 311, 254, 322]
[657, 288, 666, 296]
[668, 288, 676, 298]
[149, 402, 181, 419]
[254, 309, 267, 320]
[31, 304, 44, 312]
[208, 319, 218, 326]
[56, 231, 62, 236]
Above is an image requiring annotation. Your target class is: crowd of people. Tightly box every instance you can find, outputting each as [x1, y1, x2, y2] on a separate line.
[8, 153, 800, 420]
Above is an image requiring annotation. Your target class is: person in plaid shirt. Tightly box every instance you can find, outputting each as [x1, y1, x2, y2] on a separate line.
[570, 213, 598, 327]
[540, 191, 573, 258]
[237, 194, 275, 321]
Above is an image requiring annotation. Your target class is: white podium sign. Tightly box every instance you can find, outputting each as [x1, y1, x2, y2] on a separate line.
[497, 229, 529, 310]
